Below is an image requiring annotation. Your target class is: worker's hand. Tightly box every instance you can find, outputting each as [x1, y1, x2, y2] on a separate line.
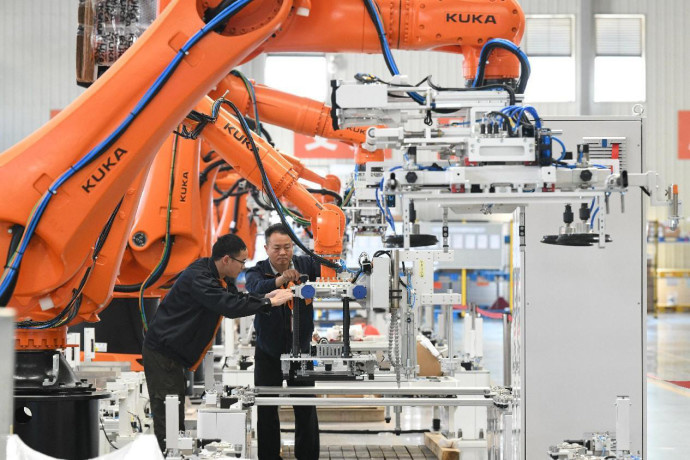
[276, 269, 301, 287]
[266, 289, 294, 306]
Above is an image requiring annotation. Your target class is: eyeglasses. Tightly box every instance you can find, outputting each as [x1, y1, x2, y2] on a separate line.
[230, 256, 247, 267]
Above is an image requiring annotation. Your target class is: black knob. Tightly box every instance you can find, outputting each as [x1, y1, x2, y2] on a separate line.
[580, 170, 593, 182]
[389, 172, 398, 190]
[563, 205, 574, 224]
[405, 171, 418, 183]
[579, 203, 590, 221]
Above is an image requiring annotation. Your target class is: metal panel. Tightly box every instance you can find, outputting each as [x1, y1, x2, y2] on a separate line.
[518, 117, 645, 459]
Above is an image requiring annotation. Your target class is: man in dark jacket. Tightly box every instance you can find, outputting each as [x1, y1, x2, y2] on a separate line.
[143, 233, 293, 452]
[245, 223, 320, 460]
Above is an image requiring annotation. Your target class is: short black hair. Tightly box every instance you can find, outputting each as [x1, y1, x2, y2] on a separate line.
[212, 234, 247, 260]
[265, 223, 291, 243]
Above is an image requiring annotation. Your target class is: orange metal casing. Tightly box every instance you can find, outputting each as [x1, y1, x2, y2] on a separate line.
[252, 0, 525, 82]
[116, 134, 204, 294]
[212, 74, 385, 164]
[193, 97, 345, 275]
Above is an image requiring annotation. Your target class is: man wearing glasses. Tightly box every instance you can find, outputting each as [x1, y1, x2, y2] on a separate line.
[245, 223, 321, 460]
[142, 233, 293, 452]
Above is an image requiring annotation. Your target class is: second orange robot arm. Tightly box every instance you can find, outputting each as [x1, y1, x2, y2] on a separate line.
[190, 96, 345, 277]
[211, 73, 383, 166]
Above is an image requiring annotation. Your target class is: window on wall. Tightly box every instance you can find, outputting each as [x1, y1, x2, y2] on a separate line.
[594, 15, 645, 102]
[264, 54, 329, 102]
[521, 15, 576, 103]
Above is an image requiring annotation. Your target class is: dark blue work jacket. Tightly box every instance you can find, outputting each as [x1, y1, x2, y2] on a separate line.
[245, 255, 320, 358]
[144, 257, 271, 370]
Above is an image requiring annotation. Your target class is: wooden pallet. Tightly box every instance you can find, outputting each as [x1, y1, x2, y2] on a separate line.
[279, 406, 385, 423]
[424, 433, 460, 460]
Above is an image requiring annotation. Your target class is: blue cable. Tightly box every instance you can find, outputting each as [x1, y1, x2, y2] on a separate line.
[363, 0, 425, 104]
[513, 106, 542, 132]
[472, 38, 531, 90]
[590, 207, 599, 229]
[589, 197, 596, 211]
[552, 137, 567, 161]
[375, 184, 395, 231]
[0, 0, 254, 300]
[340, 260, 358, 274]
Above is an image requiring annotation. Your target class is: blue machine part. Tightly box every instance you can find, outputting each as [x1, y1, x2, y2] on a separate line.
[352, 285, 367, 300]
[300, 284, 316, 299]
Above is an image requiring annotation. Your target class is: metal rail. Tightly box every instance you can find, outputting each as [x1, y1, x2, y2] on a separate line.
[253, 386, 490, 396]
[253, 396, 492, 407]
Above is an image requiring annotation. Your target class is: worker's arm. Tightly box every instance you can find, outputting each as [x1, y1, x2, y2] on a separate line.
[193, 272, 273, 319]
[245, 265, 280, 295]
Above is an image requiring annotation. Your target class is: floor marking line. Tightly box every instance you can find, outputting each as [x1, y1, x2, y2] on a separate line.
[647, 377, 690, 398]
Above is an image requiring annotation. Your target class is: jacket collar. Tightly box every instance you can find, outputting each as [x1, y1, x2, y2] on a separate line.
[206, 257, 221, 279]
[258, 257, 295, 276]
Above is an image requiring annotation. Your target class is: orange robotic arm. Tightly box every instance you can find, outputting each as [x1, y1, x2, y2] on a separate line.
[212, 73, 384, 165]
[214, 170, 260, 259]
[113, 133, 206, 297]
[188, 96, 346, 277]
[251, 0, 525, 84]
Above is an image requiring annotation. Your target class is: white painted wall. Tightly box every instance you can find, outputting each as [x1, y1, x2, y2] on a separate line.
[0, 0, 84, 151]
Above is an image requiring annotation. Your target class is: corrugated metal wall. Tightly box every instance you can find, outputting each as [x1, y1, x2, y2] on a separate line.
[1, 1, 688, 265]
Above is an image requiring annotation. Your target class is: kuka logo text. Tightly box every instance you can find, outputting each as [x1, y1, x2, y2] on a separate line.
[81, 148, 127, 193]
[446, 13, 496, 24]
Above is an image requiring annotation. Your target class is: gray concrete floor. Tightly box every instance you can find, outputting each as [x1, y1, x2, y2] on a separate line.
[647, 313, 690, 459]
[277, 312, 690, 458]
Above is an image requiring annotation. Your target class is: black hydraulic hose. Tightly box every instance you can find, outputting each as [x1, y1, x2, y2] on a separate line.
[260, 125, 274, 147]
[214, 179, 249, 205]
[0, 225, 24, 307]
[342, 297, 352, 358]
[251, 187, 274, 211]
[306, 188, 343, 207]
[202, 150, 216, 162]
[199, 159, 227, 187]
[113, 239, 176, 293]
